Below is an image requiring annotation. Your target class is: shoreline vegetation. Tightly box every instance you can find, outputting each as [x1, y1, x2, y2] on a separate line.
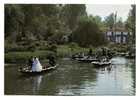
[5, 43, 132, 64]
[5, 44, 89, 63]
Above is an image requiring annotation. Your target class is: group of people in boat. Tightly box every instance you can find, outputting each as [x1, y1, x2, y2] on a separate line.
[28, 55, 56, 72]
[72, 47, 114, 63]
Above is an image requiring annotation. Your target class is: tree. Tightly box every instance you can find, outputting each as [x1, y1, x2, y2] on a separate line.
[61, 4, 87, 31]
[73, 16, 107, 47]
[5, 4, 24, 42]
[125, 5, 136, 43]
[92, 15, 106, 31]
[21, 4, 60, 40]
[104, 13, 115, 29]
[5, 4, 61, 42]
[116, 17, 124, 28]
[5, 4, 88, 46]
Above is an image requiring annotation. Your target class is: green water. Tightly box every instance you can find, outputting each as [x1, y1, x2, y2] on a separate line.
[5, 57, 135, 95]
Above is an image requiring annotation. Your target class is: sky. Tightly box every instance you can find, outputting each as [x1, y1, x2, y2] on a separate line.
[86, 4, 132, 22]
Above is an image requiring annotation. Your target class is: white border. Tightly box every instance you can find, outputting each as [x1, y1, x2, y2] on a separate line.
[2, 0, 135, 4]
[0, 0, 139, 100]
[0, 0, 4, 96]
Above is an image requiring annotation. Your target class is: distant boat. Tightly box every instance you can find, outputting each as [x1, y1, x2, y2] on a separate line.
[125, 53, 135, 59]
[77, 56, 99, 63]
[71, 54, 84, 60]
[91, 60, 111, 67]
[19, 64, 58, 75]
[117, 52, 129, 57]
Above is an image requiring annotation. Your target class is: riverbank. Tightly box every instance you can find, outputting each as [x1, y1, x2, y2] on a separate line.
[5, 44, 132, 63]
[5, 45, 90, 63]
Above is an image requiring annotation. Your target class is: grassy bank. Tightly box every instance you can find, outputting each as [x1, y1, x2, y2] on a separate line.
[5, 45, 90, 63]
[57, 45, 91, 57]
[5, 44, 131, 63]
[5, 50, 52, 63]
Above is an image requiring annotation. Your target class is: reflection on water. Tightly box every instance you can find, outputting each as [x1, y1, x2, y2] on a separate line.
[5, 57, 135, 95]
[111, 57, 128, 65]
[32, 75, 43, 94]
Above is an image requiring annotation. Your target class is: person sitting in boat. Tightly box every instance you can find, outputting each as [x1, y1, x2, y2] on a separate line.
[87, 48, 92, 58]
[81, 52, 85, 58]
[32, 57, 43, 72]
[101, 47, 105, 56]
[28, 56, 34, 69]
[48, 55, 56, 66]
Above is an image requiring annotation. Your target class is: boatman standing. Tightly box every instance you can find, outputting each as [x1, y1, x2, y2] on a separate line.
[48, 55, 56, 66]
[88, 48, 92, 57]
[28, 56, 34, 69]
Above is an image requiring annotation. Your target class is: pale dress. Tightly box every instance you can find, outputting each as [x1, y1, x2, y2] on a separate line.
[32, 58, 43, 72]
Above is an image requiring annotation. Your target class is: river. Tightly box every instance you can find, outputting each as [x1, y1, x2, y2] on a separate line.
[5, 57, 135, 95]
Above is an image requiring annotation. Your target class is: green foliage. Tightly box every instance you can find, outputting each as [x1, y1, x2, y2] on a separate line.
[57, 45, 89, 58]
[73, 16, 107, 47]
[68, 42, 78, 49]
[107, 44, 129, 53]
[104, 12, 126, 31]
[116, 17, 124, 28]
[27, 43, 36, 52]
[48, 44, 57, 53]
[125, 5, 136, 43]
[5, 4, 24, 42]
[5, 50, 53, 63]
[5, 4, 87, 44]
[68, 42, 79, 52]
[61, 4, 87, 31]
[104, 13, 115, 29]
[5, 45, 87, 63]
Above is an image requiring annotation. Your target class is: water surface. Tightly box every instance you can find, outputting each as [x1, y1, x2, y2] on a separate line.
[5, 57, 135, 95]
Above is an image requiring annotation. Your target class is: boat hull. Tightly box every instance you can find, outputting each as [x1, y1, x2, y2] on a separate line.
[77, 58, 99, 63]
[19, 65, 57, 75]
[91, 61, 111, 67]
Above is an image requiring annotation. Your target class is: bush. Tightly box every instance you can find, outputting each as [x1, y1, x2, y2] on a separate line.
[72, 16, 107, 47]
[48, 44, 57, 53]
[68, 42, 79, 50]
[5, 50, 54, 63]
[5, 43, 29, 52]
[107, 44, 128, 53]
